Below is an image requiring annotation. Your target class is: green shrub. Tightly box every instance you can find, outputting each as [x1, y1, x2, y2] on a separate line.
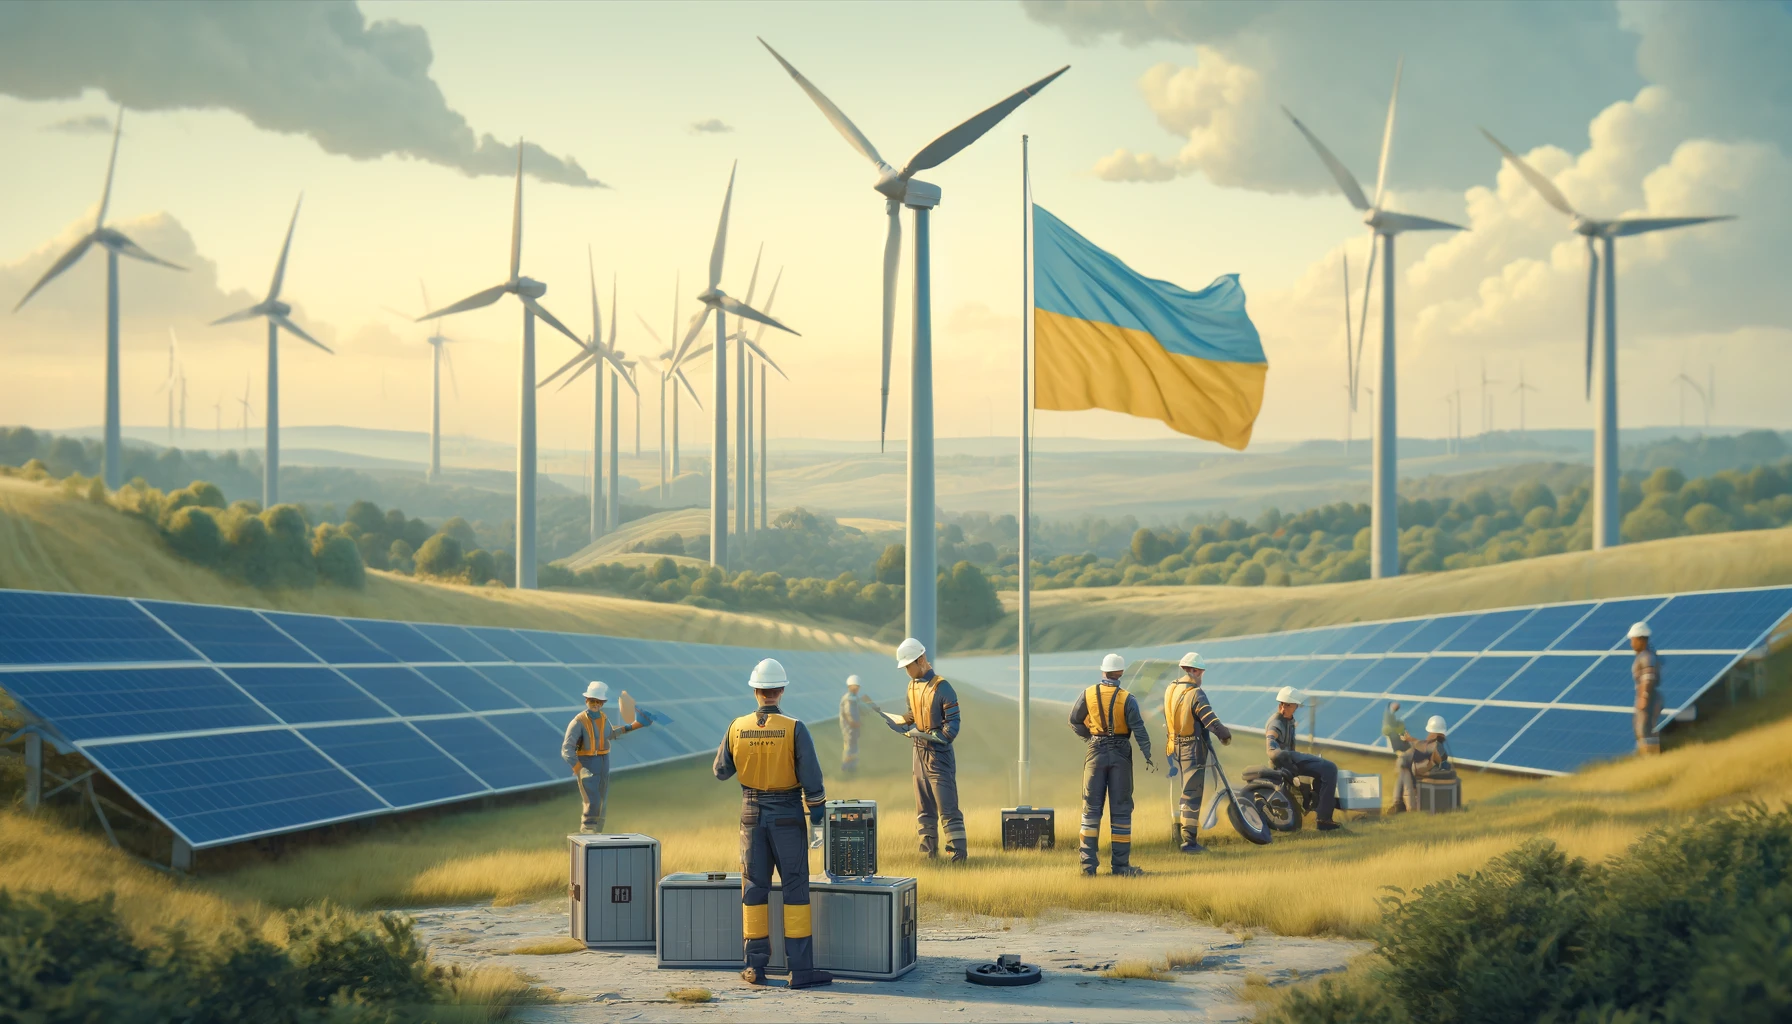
[312, 526, 366, 589]
[414, 534, 464, 577]
[164, 506, 225, 566]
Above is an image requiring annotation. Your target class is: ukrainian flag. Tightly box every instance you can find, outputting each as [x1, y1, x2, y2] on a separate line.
[1033, 205, 1267, 449]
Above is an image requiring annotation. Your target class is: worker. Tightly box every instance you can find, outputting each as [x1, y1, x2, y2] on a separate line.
[1069, 653, 1155, 876]
[1382, 701, 1412, 812]
[878, 638, 966, 861]
[1162, 652, 1232, 854]
[561, 681, 652, 834]
[1394, 715, 1455, 811]
[839, 675, 863, 775]
[1265, 686, 1341, 831]
[712, 658, 832, 990]
[1630, 622, 1663, 756]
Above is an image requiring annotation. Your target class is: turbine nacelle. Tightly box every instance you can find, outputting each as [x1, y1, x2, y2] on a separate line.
[515, 276, 547, 298]
[264, 299, 292, 318]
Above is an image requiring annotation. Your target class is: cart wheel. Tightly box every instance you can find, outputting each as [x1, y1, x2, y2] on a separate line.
[1227, 791, 1275, 845]
[966, 961, 1043, 986]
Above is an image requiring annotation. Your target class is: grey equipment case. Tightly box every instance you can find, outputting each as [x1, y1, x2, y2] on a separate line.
[656, 871, 919, 980]
[569, 833, 660, 948]
[823, 799, 877, 877]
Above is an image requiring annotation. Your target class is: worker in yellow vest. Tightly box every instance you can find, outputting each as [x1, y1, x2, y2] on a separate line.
[1162, 652, 1232, 854]
[561, 680, 652, 833]
[712, 658, 832, 990]
[1068, 653, 1154, 876]
[876, 638, 966, 861]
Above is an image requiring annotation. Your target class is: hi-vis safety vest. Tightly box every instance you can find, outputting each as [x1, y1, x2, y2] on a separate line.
[908, 676, 943, 732]
[575, 711, 610, 756]
[1084, 683, 1131, 737]
[727, 710, 801, 791]
[1164, 682, 1202, 739]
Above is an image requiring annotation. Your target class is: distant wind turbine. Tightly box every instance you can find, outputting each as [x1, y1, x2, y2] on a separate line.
[1512, 361, 1540, 438]
[238, 375, 253, 446]
[733, 267, 788, 530]
[1674, 366, 1708, 430]
[541, 264, 636, 534]
[635, 275, 707, 501]
[420, 143, 584, 588]
[153, 328, 181, 444]
[1481, 129, 1734, 549]
[12, 106, 185, 488]
[211, 195, 331, 509]
[1479, 360, 1502, 439]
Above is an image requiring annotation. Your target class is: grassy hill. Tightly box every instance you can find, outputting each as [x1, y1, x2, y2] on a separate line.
[0, 477, 877, 651]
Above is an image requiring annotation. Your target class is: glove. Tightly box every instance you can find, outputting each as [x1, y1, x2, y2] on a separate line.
[1215, 724, 1234, 745]
[810, 825, 823, 850]
[1144, 759, 1157, 774]
[1166, 761, 1180, 779]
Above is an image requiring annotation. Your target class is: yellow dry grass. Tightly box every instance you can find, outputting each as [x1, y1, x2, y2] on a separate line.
[664, 987, 714, 1003]
[500, 937, 586, 955]
[0, 476, 877, 651]
[1102, 958, 1175, 982]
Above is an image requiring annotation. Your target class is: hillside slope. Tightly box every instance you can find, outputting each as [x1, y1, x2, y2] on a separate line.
[0, 477, 877, 651]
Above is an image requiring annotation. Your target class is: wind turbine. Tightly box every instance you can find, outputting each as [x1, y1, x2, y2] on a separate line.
[1341, 253, 1355, 457]
[1479, 360, 1502, 439]
[672, 163, 797, 569]
[238, 375, 253, 447]
[12, 107, 185, 488]
[1481, 129, 1733, 549]
[384, 283, 463, 483]
[420, 142, 584, 589]
[762, 39, 1065, 649]
[211, 196, 331, 509]
[1513, 361, 1539, 438]
[636, 277, 708, 502]
[1284, 60, 1465, 578]
[1673, 367, 1708, 430]
[154, 329, 181, 444]
[727, 251, 790, 543]
[743, 267, 788, 531]
[542, 268, 637, 535]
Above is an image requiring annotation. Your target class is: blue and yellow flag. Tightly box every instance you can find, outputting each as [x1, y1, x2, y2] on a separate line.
[1033, 205, 1267, 449]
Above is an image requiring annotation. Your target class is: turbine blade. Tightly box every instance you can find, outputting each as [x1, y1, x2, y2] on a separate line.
[210, 303, 265, 326]
[421, 282, 509, 320]
[1584, 237, 1598, 401]
[741, 335, 789, 379]
[901, 65, 1069, 179]
[554, 352, 600, 391]
[540, 342, 598, 386]
[675, 367, 704, 408]
[750, 267, 784, 344]
[685, 342, 714, 362]
[271, 313, 333, 353]
[608, 273, 618, 348]
[379, 304, 415, 321]
[741, 242, 764, 307]
[510, 140, 524, 281]
[267, 194, 303, 302]
[418, 280, 431, 320]
[521, 295, 585, 347]
[1375, 210, 1467, 233]
[1282, 107, 1371, 212]
[444, 342, 460, 398]
[97, 106, 123, 229]
[588, 245, 602, 343]
[1354, 229, 1377, 392]
[1342, 251, 1355, 413]
[1609, 215, 1735, 237]
[12, 235, 94, 312]
[1372, 58, 1403, 210]
[718, 295, 797, 335]
[612, 357, 640, 395]
[1480, 128, 1578, 218]
[635, 312, 666, 347]
[676, 306, 713, 359]
[881, 200, 900, 448]
[758, 38, 890, 170]
[107, 231, 187, 271]
[709, 162, 736, 291]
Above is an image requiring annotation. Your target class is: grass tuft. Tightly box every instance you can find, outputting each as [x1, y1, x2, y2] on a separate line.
[1102, 958, 1175, 982]
[502, 937, 587, 955]
[1165, 947, 1208, 969]
[666, 987, 714, 1003]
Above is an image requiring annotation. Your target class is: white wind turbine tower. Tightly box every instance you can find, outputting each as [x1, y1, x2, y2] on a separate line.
[154, 329, 181, 444]
[636, 280, 708, 502]
[12, 107, 185, 488]
[762, 39, 1066, 649]
[1513, 361, 1539, 439]
[1285, 60, 1465, 578]
[727, 253, 790, 541]
[672, 163, 797, 569]
[211, 196, 331, 509]
[385, 283, 464, 483]
[1481, 130, 1733, 549]
[542, 269, 637, 535]
[238, 375, 253, 447]
[420, 143, 584, 588]
[739, 267, 787, 530]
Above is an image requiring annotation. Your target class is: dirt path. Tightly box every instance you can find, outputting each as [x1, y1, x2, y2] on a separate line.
[415, 900, 1364, 1023]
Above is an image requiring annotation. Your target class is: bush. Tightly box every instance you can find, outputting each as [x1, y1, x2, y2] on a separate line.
[875, 543, 905, 584]
[312, 526, 366, 589]
[414, 534, 464, 577]
[164, 506, 225, 566]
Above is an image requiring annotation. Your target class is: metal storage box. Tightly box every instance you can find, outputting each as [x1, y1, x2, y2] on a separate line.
[1336, 771, 1382, 813]
[824, 799, 877, 877]
[1419, 777, 1462, 814]
[569, 833, 659, 948]
[1002, 806, 1055, 849]
[656, 872, 919, 980]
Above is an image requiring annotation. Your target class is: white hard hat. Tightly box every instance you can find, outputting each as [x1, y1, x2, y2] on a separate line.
[846, 675, 861, 689]
[896, 637, 927, 667]
[1425, 715, 1448, 734]
[582, 680, 609, 701]
[1100, 653, 1126, 673]
[749, 658, 789, 689]
[1179, 651, 1206, 670]
[1276, 686, 1306, 706]
[1627, 622, 1652, 639]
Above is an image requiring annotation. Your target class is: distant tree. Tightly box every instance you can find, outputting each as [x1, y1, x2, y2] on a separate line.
[414, 534, 464, 577]
[440, 516, 478, 548]
[164, 506, 224, 566]
[875, 543, 905, 584]
[938, 561, 1001, 628]
[260, 505, 317, 588]
[312, 525, 366, 588]
[387, 539, 416, 574]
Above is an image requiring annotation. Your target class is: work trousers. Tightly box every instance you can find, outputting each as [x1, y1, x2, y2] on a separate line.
[1635, 698, 1662, 755]
[1281, 752, 1338, 824]
[1393, 751, 1419, 812]
[1080, 737, 1135, 871]
[573, 753, 609, 832]
[738, 790, 814, 974]
[842, 726, 860, 775]
[913, 742, 965, 859]
[1168, 734, 1207, 845]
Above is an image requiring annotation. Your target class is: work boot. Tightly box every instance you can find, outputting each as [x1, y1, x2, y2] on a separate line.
[1112, 864, 1145, 877]
[1179, 841, 1206, 854]
[1080, 866, 1096, 877]
[740, 966, 767, 986]
[1317, 820, 1344, 832]
[789, 969, 834, 989]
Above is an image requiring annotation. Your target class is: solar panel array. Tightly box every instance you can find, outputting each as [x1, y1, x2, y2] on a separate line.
[941, 586, 1792, 776]
[0, 589, 887, 849]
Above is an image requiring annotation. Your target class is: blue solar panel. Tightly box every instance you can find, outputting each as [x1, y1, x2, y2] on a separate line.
[1438, 609, 1530, 652]
[1493, 708, 1634, 773]
[262, 612, 396, 664]
[222, 667, 394, 725]
[1492, 656, 1597, 704]
[410, 623, 504, 662]
[86, 730, 385, 846]
[1444, 705, 1542, 762]
[1351, 620, 1428, 655]
[465, 627, 551, 662]
[1336, 658, 1420, 695]
[415, 665, 523, 712]
[1556, 656, 1634, 709]
[475, 665, 573, 710]
[409, 716, 553, 790]
[1433, 657, 1527, 701]
[484, 711, 572, 776]
[141, 602, 317, 664]
[0, 592, 195, 665]
[335, 666, 460, 716]
[516, 630, 588, 664]
[1651, 590, 1792, 652]
[1659, 654, 1743, 711]
[300, 722, 487, 807]
[1390, 656, 1472, 697]
[1312, 624, 1377, 656]
[1324, 697, 1384, 745]
[1552, 598, 1667, 652]
[525, 663, 590, 703]
[1491, 604, 1593, 653]
[0, 666, 276, 741]
[345, 619, 451, 662]
[1390, 615, 1474, 654]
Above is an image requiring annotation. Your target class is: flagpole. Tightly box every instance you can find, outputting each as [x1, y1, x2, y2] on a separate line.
[1018, 134, 1034, 805]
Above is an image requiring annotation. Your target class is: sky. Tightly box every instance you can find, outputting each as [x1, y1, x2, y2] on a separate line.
[1, 0, 1787, 455]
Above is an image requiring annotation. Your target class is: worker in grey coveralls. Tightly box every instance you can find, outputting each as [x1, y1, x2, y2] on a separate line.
[561, 680, 652, 833]
[1630, 622, 1663, 755]
[1163, 652, 1231, 854]
[879, 638, 966, 861]
[1068, 653, 1155, 876]
[1266, 686, 1341, 831]
[712, 658, 832, 990]
[839, 675, 863, 775]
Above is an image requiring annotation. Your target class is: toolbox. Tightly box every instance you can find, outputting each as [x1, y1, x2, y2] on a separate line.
[656, 872, 919, 980]
[569, 833, 659, 948]
[1001, 806, 1056, 849]
[1335, 771, 1383, 816]
[1419, 777, 1462, 814]
[824, 799, 877, 877]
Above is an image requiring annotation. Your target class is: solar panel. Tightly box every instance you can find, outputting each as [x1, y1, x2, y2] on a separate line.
[1, 589, 891, 850]
[939, 584, 1792, 777]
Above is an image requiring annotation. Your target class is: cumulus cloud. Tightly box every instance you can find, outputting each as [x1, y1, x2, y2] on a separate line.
[690, 118, 734, 134]
[43, 113, 112, 135]
[1092, 147, 1180, 183]
[0, 1, 604, 188]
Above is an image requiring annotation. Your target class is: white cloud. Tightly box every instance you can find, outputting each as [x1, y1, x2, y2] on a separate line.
[1091, 147, 1179, 183]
